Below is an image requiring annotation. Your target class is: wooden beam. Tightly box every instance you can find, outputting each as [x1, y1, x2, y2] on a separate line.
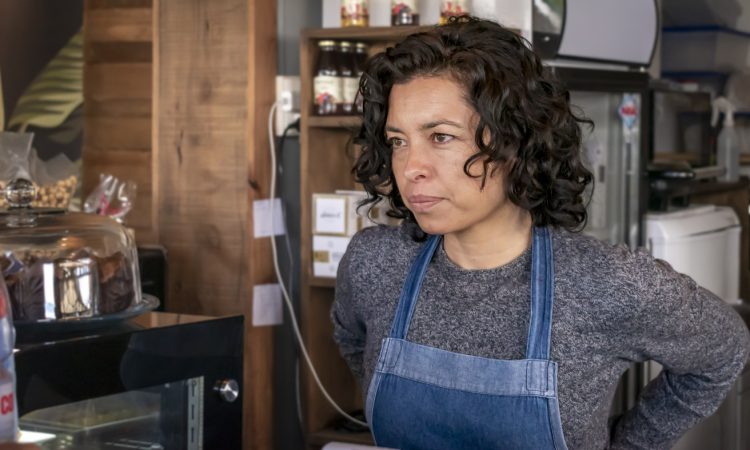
[154, 0, 276, 447]
[246, 0, 277, 449]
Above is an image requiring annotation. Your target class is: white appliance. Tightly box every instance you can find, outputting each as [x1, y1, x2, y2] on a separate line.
[533, 0, 659, 67]
[645, 204, 741, 304]
[644, 205, 742, 450]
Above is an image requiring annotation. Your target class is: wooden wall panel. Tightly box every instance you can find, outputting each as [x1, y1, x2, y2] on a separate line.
[85, 1, 277, 447]
[155, 0, 248, 314]
[83, 0, 156, 243]
[86, 8, 152, 42]
[155, 0, 276, 448]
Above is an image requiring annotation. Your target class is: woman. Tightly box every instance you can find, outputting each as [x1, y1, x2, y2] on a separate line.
[331, 16, 750, 450]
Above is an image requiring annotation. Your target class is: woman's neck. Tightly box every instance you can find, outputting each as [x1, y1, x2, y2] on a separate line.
[442, 209, 533, 270]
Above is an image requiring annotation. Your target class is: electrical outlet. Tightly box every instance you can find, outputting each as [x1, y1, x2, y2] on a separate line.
[275, 75, 301, 137]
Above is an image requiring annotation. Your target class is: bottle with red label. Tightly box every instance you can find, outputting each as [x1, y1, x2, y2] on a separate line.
[313, 40, 342, 116]
[0, 275, 17, 442]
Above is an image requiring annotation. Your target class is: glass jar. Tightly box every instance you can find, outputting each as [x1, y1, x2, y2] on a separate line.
[440, 0, 469, 24]
[391, 0, 419, 26]
[339, 41, 358, 115]
[313, 40, 342, 116]
[0, 179, 146, 323]
[354, 42, 368, 115]
[341, 0, 369, 27]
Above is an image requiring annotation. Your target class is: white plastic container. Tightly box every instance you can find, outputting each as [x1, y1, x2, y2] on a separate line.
[711, 97, 741, 182]
[662, 29, 750, 73]
[645, 205, 741, 303]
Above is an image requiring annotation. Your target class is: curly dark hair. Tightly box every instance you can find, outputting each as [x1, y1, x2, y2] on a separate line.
[353, 16, 593, 233]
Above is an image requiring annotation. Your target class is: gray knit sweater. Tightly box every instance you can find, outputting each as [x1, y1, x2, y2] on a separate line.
[331, 223, 750, 449]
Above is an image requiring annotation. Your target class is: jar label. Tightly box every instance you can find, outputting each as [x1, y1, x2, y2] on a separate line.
[441, 0, 468, 16]
[314, 76, 342, 113]
[392, 0, 417, 14]
[342, 0, 369, 20]
[343, 77, 359, 104]
[0, 379, 15, 441]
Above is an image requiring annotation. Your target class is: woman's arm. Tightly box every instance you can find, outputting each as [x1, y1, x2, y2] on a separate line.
[611, 255, 750, 449]
[330, 239, 367, 381]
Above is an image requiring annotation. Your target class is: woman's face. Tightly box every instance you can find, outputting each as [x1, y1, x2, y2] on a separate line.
[386, 75, 517, 239]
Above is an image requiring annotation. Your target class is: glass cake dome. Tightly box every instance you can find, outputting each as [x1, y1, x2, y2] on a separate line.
[0, 178, 144, 322]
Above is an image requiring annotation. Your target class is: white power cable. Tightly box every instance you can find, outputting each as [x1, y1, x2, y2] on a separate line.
[267, 102, 369, 428]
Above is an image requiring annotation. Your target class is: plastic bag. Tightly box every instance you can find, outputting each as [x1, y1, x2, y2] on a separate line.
[83, 173, 137, 223]
[0, 131, 78, 210]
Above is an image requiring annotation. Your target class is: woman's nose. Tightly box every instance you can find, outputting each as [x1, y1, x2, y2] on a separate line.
[402, 144, 430, 182]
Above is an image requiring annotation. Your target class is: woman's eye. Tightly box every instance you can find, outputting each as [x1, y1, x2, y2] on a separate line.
[388, 137, 406, 148]
[432, 133, 454, 144]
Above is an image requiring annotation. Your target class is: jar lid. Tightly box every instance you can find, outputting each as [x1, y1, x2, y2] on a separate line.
[340, 41, 352, 48]
[318, 40, 336, 47]
[355, 42, 368, 49]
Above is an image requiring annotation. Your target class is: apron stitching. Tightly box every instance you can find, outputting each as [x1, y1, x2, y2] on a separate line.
[378, 371, 557, 398]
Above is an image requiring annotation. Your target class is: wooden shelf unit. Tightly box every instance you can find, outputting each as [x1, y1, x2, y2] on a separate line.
[299, 26, 431, 448]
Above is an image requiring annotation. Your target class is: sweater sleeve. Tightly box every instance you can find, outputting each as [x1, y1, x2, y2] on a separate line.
[610, 251, 750, 449]
[330, 234, 367, 381]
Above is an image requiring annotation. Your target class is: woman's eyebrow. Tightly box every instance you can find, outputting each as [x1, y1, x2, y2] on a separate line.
[386, 120, 464, 134]
[419, 120, 463, 131]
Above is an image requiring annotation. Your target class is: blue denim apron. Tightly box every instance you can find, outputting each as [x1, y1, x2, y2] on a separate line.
[365, 227, 568, 450]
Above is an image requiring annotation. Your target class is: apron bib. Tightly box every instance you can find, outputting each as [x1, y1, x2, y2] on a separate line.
[365, 227, 568, 450]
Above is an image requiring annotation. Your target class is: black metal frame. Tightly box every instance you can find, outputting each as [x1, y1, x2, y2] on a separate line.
[15, 315, 244, 449]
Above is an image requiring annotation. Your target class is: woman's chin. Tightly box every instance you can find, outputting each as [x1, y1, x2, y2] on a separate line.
[413, 218, 451, 236]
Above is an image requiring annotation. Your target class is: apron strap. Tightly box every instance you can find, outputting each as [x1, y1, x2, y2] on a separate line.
[526, 226, 555, 360]
[389, 235, 442, 339]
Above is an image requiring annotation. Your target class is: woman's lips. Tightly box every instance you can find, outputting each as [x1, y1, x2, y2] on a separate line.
[407, 195, 443, 212]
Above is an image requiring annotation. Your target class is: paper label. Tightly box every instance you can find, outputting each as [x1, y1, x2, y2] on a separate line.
[312, 235, 352, 278]
[252, 284, 283, 327]
[253, 198, 286, 238]
[313, 195, 348, 235]
[392, 0, 417, 14]
[314, 76, 341, 106]
[343, 77, 359, 104]
[618, 94, 639, 131]
[342, 0, 369, 19]
[441, 0, 468, 16]
[0, 380, 15, 440]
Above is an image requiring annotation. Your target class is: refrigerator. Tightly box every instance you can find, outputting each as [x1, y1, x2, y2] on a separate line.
[552, 66, 651, 251]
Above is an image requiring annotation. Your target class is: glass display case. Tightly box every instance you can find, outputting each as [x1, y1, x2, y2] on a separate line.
[13, 312, 243, 449]
[1, 177, 148, 323]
